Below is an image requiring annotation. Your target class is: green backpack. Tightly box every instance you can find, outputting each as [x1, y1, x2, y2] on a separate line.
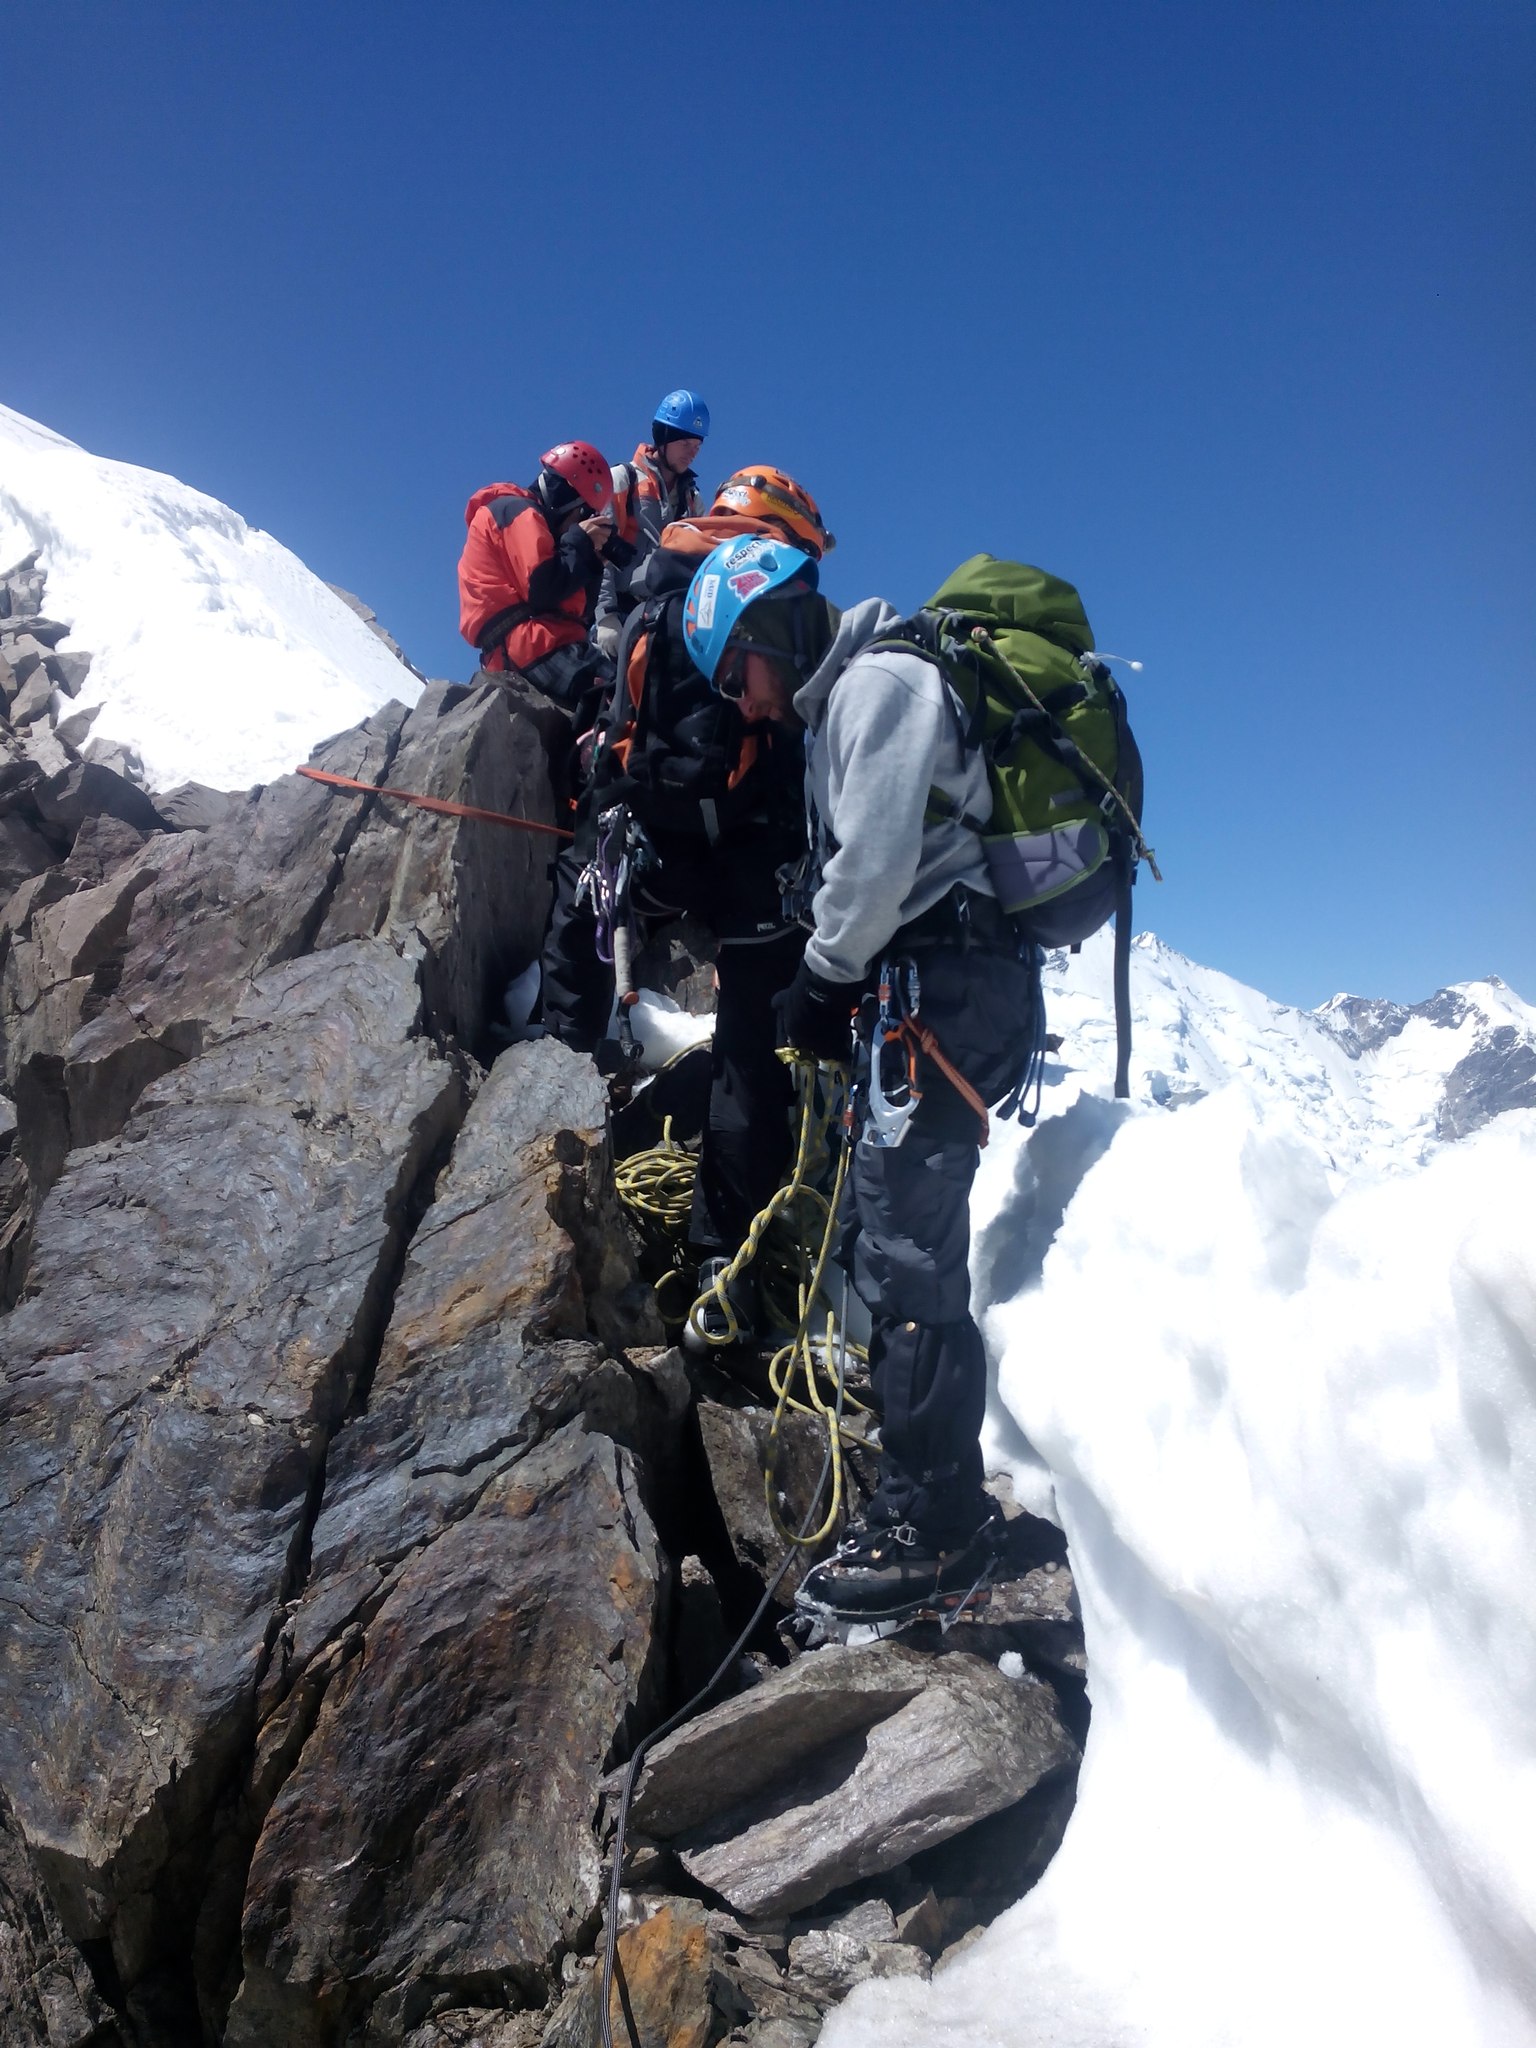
[872, 556, 1159, 1093]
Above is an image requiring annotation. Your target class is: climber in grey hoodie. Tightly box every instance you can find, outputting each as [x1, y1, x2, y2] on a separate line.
[682, 545, 1040, 1623]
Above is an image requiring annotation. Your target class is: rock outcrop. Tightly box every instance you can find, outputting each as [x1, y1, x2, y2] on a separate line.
[0, 561, 1090, 2046]
[626, 1641, 1077, 1918]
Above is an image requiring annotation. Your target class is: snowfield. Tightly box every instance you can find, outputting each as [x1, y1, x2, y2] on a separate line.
[826, 934, 1536, 2048]
[0, 402, 418, 790]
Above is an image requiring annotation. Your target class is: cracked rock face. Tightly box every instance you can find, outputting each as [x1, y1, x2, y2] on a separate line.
[0, 940, 463, 2015]
[1, 705, 408, 1210]
[227, 1425, 663, 2047]
[296, 1038, 659, 1619]
[220, 1038, 665, 2044]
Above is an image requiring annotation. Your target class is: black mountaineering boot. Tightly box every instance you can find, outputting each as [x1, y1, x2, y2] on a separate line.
[794, 1508, 1003, 1628]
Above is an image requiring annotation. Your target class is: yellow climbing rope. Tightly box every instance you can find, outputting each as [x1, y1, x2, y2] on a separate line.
[689, 1054, 869, 1548]
[614, 1053, 870, 1550]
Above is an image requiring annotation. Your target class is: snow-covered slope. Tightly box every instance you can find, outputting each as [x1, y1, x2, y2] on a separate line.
[0, 403, 418, 790]
[828, 934, 1536, 2048]
[1031, 930, 1536, 1172]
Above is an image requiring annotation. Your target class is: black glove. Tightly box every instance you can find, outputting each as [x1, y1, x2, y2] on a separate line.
[774, 961, 861, 1061]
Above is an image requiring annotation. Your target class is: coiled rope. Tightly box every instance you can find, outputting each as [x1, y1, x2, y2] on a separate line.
[636, 1053, 868, 1544]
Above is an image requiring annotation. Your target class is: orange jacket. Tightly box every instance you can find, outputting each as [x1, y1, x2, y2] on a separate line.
[457, 483, 602, 670]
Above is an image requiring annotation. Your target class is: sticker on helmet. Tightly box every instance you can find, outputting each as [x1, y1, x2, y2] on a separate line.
[728, 569, 771, 601]
[695, 575, 719, 630]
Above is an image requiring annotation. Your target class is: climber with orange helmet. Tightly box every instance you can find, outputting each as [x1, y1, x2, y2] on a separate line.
[700, 466, 836, 559]
[541, 474, 835, 1339]
[458, 440, 633, 714]
[592, 391, 711, 658]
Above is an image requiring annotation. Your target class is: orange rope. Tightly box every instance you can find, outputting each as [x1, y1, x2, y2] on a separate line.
[898, 1018, 991, 1146]
[296, 765, 573, 840]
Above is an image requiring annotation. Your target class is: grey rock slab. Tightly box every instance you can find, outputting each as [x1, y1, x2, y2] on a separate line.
[34, 760, 162, 837]
[0, 615, 67, 650]
[786, 1897, 929, 2005]
[150, 779, 253, 832]
[20, 728, 70, 781]
[0, 728, 44, 801]
[226, 1424, 663, 2045]
[3, 634, 51, 685]
[1, 702, 406, 1200]
[634, 1642, 1077, 1919]
[298, 1036, 657, 1607]
[315, 679, 559, 1053]
[53, 704, 100, 751]
[0, 811, 61, 908]
[7, 664, 54, 727]
[696, 1400, 851, 1605]
[0, 941, 464, 1976]
[44, 650, 92, 698]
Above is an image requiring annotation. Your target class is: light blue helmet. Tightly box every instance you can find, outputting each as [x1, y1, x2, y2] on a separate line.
[653, 388, 710, 439]
[683, 535, 819, 687]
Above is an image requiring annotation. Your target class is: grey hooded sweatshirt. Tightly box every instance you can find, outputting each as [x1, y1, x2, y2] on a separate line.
[792, 598, 996, 986]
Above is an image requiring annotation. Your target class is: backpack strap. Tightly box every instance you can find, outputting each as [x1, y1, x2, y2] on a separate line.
[1112, 853, 1134, 1100]
[866, 613, 993, 833]
[475, 493, 572, 653]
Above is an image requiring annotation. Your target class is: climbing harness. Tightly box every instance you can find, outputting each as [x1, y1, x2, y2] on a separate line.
[295, 764, 574, 839]
[859, 955, 993, 1149]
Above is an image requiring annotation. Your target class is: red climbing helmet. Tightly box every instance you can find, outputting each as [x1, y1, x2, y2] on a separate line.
[538, 441, 613, 517]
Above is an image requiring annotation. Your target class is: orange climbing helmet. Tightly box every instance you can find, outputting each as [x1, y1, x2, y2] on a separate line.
[709, 467, 834, 558]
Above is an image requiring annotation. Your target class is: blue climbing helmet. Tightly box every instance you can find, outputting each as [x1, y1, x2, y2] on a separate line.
[683, 535, 823, 690]
[653, 388, 710, 440]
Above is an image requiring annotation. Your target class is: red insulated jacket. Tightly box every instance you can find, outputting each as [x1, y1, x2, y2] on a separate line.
[457, 484, 603, 671]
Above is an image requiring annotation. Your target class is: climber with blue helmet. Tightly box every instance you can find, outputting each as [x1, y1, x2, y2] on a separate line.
[679, 536, 1043, 1625]
[593, 389, 711, 657]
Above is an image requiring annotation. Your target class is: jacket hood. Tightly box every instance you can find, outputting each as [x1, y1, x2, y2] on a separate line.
[653, 512, 788, 559]
[792, 596, 905, 730]
[464, 481, 532, 527]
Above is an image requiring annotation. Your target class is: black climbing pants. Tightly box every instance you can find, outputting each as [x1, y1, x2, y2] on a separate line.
[841, 940, 1040, 1538]
[541, 834, 804, 1258]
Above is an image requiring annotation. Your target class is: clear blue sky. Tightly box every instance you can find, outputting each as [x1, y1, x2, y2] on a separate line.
[6, 1, 1532, 1010]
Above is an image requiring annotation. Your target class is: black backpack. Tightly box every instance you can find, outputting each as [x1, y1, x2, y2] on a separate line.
[590, 557, 803, 844]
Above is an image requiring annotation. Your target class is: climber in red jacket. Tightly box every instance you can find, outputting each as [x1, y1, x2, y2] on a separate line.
[457, 441, 634, 714]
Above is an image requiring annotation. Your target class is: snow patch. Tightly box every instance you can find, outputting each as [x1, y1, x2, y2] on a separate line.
[0, 402, 419, 791]
[826, 1082, 1536, 2047]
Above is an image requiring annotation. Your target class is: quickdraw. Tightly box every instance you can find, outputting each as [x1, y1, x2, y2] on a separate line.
[576, 805, 655, 1067]
[859, 955, 992, 1150]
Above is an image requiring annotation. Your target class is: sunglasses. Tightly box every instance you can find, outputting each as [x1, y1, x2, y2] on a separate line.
[714, 646, 750, 702]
